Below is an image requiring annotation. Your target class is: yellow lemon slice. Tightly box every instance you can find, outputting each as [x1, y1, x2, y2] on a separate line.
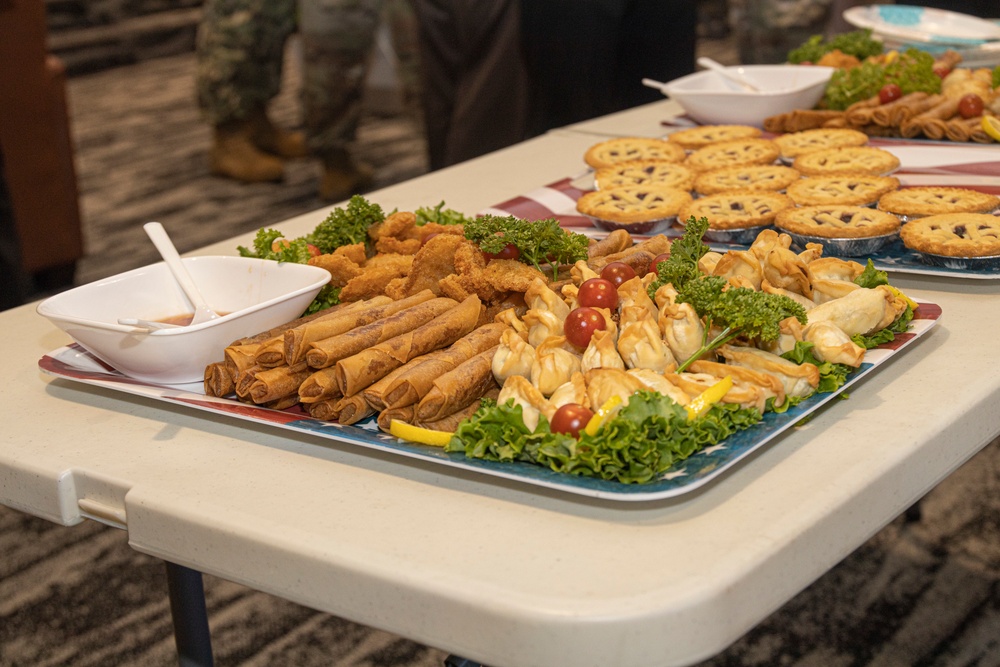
[584, 395, 624, 437]
[685, 376, 733, 421]
[981, 116, 1000, 143]
[389, 419, 453, 447]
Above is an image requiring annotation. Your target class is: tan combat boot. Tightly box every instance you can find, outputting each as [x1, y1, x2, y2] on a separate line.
[247, 107, 309, 159]
[318, 149, 375, 202]
[209, 121, 285, 183]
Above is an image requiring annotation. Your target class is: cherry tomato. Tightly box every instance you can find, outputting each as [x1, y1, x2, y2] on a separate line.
[878, 83, 902, 105]
[306, 243, 322, 257]
[483, 243, 520, 262]
[577, 278, 618, 310]
[799, 60, 813, 66]
[647, 252, 671, 275]
[958, 93, 984, 119]
[564, 307, 607, 348]
[549, 403, 595, 438]
[271, 238, 290, 252]
[600, 261, 636, 287]
[933, 65, 951, 79]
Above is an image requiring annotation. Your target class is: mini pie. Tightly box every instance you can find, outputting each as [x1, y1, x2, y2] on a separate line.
[775, 205, 901, 239]
[877, 186, 1000, 218]
[584, 137, 686, 169]
[678, 190, 793, 230]
[773, 128, 869, 160]
[667, 124, 762, 150]
[594, 159, 696, 191]
[900, 213, 1000, 257]
[786, 174, 900, 207]
[693, 164, 800, 196]
[792, 146, 900, 177]
[684, 139, 781, 172]
[576, 185, 693, 224]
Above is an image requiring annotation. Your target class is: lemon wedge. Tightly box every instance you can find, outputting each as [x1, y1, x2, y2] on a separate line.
[685, 376, 733, 421]
[981, 115, 1000, 143]
[584, 395, 623, 437]
[887, 285, 918, 311]
[389, 419, 453, 447]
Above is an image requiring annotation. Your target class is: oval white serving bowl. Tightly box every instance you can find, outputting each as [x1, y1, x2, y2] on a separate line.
[661, 65, 836, 127]
[37, 256, 330, 384]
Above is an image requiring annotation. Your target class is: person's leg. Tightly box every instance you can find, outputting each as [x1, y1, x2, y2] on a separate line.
[196, 0, 304, 182]
[617, 0, 696, 110]
[298, 0, 384, 200]
[0, 144, 31, 310]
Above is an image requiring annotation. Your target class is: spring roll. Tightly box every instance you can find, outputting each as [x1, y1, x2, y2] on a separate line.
[305, 296, 458, 369]
[263, 394, 301, 411]
[297, 367, 343, 404]
[379, 322, 508, 409]
[890, 93, 942, 127]
[846, 96, 883, 126]
[283, 294, 414, 365]
[361, 360, 423, 411]
[417, 387, 500, 432]
[307, 397, 342, 422]
[785, 109, 846, 132]
[969, 117, 994, 143]
[377, 404, 415, 432]
[335, 394, 376, 425]
[235, 365, 263, 400]
[945, 116, 974, 142]
[247, 362, 312, 404]
[204, 362, 234, 397]
[253, 336, 287, 368]
[227, 300, 356, 347]
[335, 295, 481, 396]
[224, 343, 260, 380]
[871, 92, 928, 126]
[415, 345, 501, 422]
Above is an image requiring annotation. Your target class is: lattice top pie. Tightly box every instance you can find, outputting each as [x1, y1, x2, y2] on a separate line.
[667, 124, 762, 150]
[678, 190, 794, 230]
[576, 185, 693, 223]
[685, 139, 781, 172]
[900, 213, 1000, 257]
[786, 174, 900, 207]
[877, 186, 1000, 218]
[594, 159, 696, 191]
[773, 128, 869, 159]
[775, 205, 901, 239]
[694, 164, 800, 196]
[792, 146, 900, 177]
[584, 137, 687, 169]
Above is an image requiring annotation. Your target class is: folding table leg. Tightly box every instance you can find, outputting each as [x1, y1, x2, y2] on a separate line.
[164, 561, 215, 667]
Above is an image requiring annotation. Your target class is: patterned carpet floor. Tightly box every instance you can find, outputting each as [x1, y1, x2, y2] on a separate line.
[4, 38, 1000, 667]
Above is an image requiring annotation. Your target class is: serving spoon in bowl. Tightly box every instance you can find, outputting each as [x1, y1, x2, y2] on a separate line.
[142, 221, 220, 326]
[695, 57, 762, 92]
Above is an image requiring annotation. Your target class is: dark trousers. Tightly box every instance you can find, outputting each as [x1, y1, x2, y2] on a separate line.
[0, 145, 30, 310]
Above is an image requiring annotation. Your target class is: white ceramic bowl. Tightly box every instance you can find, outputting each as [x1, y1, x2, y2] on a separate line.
[37, 256, 331, 384]
[660, 65, 836, 127]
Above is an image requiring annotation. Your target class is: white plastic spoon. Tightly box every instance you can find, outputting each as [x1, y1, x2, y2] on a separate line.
[143, 221, 220, 325]
[116, 317, 183, 331]
[696, 57, 762, 92]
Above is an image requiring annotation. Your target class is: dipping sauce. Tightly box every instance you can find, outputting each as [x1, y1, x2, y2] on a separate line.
[156, 312, 227, 326]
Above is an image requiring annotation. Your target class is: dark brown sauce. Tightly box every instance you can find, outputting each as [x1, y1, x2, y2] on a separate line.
[157, 312, 228, 326]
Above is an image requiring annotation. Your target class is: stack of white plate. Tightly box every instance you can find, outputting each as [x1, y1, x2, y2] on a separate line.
[843, 4, 1000, 67]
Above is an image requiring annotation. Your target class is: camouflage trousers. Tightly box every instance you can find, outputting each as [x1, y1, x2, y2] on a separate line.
[196, 0, 419, 158]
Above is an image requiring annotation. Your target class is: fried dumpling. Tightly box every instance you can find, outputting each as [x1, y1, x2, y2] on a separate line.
[717, 344, 820, 399]
[659, 301, 705, 365]
[548, 371, 589, 410]
[617, 275, 659, 320]
[688, 360, 785, 408]
[802, 321, 865, 367]
[761, 279, 815, 311]
[617, 312, 676, 373]
[806, 285, 904, 337]
[581, 329, 626, 373]
[626, 368, 691, 406]
[492, 328, 536, 384]
[571, 260, 600, 285]
[525, 277, 571, 321]
[797, 242, 825, 265]
[523, 309, 564, 347]
[698, 251, 724, 275]
[585, 368, 644, 409]
[497, 375, 552, 431]
[807, 257, 865, 305]
[653, 283, 679, 309]
[666, 372, 767, 413]
[531, 347, 583, 397]
[761, 244, 812, 298]
[713, 249, 763, 291]
[493, 307, 529, 339]
[748, 228, 792, 263]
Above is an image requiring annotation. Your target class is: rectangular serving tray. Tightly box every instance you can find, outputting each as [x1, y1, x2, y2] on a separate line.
[39, 301, 940, 502]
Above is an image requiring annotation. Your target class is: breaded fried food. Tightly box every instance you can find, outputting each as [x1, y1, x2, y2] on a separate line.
[368, 210, 417, 242]
[339, 258, 413, 302]
[453, 239, 488, 275]
[376, 235, 422, 255]
[333, 243, 367, 265]
[364, 252, 413, 272]
[460, 259, 547, 301]
[415, 223, 465, 242]
[385, 232, 466, 299]
[308, 252, 362, 287]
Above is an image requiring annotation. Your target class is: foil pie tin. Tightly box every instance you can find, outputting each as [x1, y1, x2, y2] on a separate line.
[588, 215, 677, 235]
[783, 230, 899, 257]
[911, 250, 1000, 270]
[702, 224, 772, 245]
